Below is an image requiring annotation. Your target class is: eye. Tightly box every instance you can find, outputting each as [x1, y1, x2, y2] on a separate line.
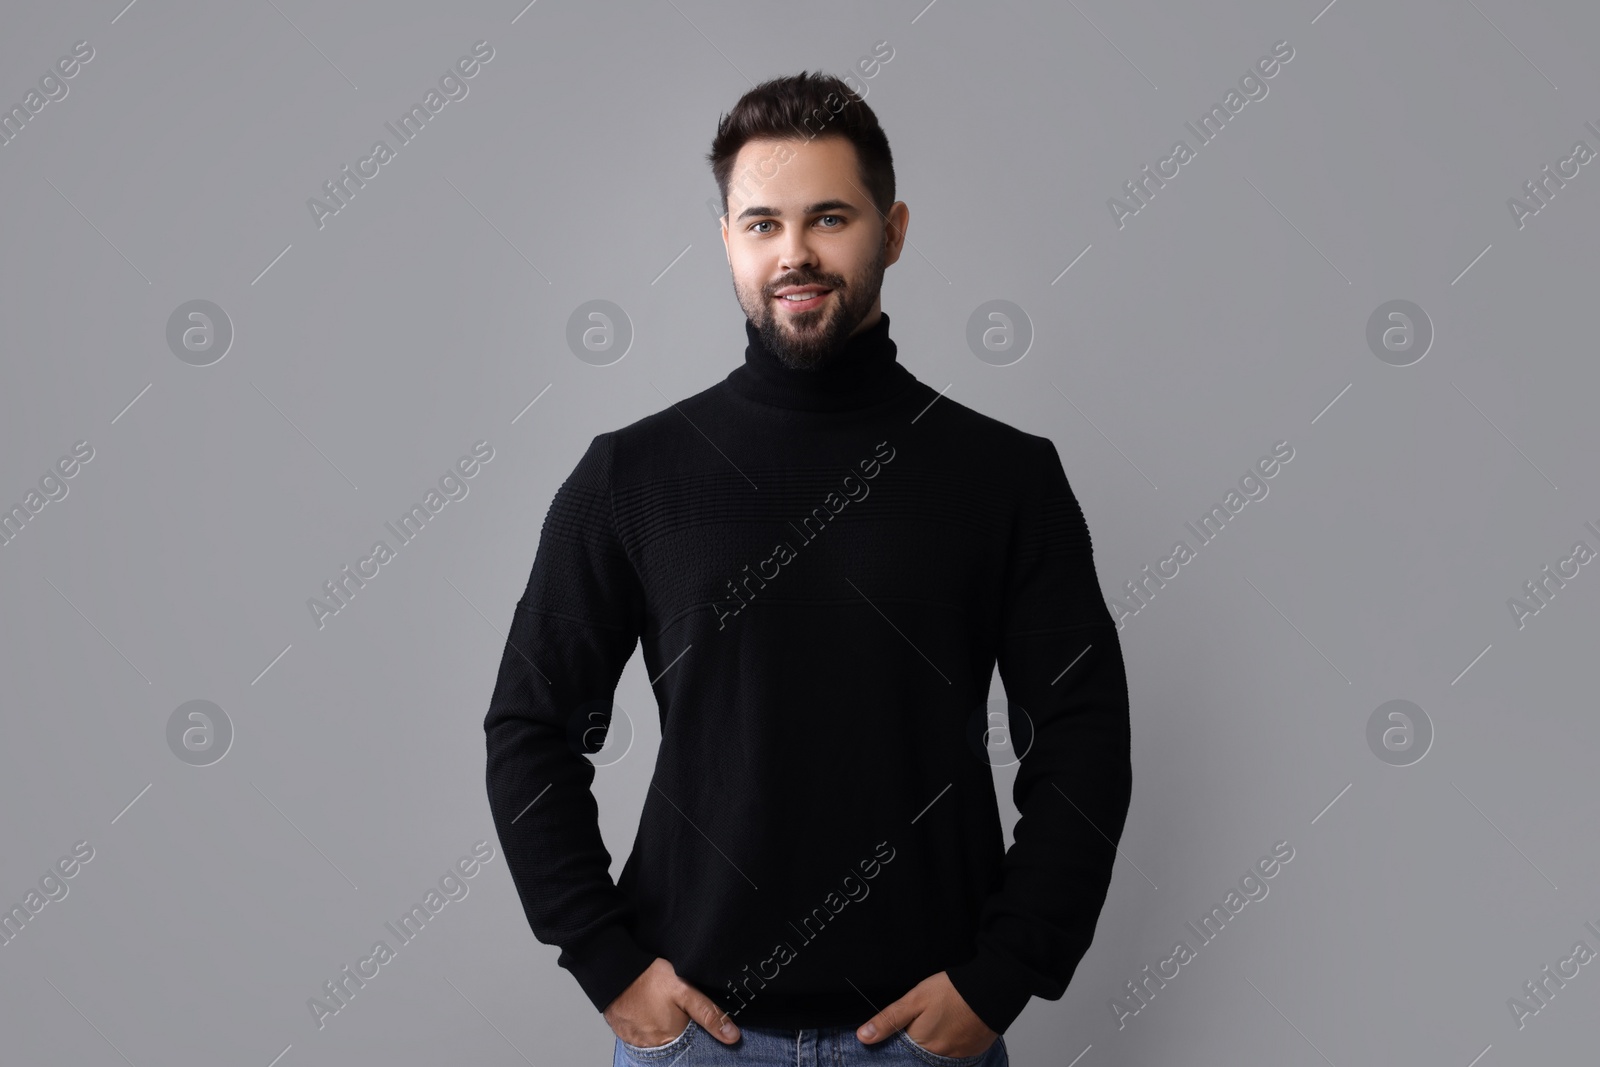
[749, 220, 774, 233]
[817, 215, 843, 227]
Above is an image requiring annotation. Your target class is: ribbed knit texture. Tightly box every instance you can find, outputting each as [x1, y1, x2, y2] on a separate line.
[483, 312, 1132, 1035]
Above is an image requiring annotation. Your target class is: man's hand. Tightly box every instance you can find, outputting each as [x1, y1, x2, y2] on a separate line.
[603, 957, 741, 1047]
[854, 971, 999, 1058]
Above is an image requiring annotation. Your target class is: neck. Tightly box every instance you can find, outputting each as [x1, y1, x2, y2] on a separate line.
[726, 310, 915, 412]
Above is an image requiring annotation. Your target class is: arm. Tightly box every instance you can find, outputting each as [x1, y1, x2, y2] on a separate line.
[944, 435, 1133, 1035]
[483, 431, 657, 1014]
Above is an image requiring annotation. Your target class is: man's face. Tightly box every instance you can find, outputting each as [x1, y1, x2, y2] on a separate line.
[720, 135, 908, 370]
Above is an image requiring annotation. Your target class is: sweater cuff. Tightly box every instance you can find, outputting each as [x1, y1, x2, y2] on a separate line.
[945, 944, 1037, 1036]
[559, 922, 658, 1014]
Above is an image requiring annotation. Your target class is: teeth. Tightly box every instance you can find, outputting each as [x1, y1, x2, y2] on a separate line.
[781, 291, 826, 300]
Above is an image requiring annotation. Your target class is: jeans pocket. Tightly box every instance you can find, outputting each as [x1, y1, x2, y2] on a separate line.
[895, 1028, 996, 1067]
[617, 1019, 697, 1061]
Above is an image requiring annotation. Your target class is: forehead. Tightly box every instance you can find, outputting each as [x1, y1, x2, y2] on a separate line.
[727, 135, 864, 209]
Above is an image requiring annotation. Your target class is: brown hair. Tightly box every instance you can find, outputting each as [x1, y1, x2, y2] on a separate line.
[706, 70, 895, 222]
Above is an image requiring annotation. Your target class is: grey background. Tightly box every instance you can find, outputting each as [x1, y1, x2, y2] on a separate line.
[2, 0, 1597, 1064]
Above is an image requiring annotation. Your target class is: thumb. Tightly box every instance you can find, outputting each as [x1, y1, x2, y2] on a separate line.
[856, 996, 913, 1045]
[678, 984, 740, 1045]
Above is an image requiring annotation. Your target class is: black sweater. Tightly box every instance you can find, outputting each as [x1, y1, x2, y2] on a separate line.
[482, 311, 1132, 1035]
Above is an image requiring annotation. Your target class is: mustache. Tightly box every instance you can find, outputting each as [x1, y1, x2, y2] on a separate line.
[767, 274, 844, 296]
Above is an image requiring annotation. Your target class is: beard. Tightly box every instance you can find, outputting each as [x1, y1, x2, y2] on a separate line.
[734, 237, 888, 371]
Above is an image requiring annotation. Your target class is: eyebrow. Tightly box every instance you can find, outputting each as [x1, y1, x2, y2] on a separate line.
[734, 199, 857, 222]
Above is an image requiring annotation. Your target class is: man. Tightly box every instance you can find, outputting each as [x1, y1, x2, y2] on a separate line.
[483, 71, 1131, 1066]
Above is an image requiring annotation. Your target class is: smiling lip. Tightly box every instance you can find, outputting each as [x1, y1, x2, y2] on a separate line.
[774, 285, 832, 312]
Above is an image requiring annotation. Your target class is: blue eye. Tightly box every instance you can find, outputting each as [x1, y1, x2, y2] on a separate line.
[748, 216, 844, 234]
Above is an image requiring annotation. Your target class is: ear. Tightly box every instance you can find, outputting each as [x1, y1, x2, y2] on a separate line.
[883, 201, 910, 267]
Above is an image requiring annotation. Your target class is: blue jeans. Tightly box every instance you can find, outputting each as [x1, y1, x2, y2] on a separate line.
[612, 1020, 1008, 1067]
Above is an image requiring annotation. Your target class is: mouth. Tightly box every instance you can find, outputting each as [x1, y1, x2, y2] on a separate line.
[773, 285, 833, 313]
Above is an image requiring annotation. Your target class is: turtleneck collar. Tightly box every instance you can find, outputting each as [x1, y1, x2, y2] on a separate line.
[725, 310, 916, 412]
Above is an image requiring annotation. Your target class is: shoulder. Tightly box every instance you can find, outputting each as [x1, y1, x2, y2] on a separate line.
[922, 390, 1048, 444]
[567, 380, 729, 490]
[605, 379, 724, 444]
[909, 391, 1065, 482]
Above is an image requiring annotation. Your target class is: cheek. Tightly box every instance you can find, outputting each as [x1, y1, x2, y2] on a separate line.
[731, 264, 771, 302]
[842, 237, 885, 280]
[731, 249, 776, 286]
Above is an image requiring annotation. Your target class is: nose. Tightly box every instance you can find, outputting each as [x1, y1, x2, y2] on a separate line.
[776, 229, 819, 277]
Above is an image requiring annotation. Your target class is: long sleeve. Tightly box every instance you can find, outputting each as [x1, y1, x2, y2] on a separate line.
[483, 431, 658, 1014]
[944, 435, 1133, 1035]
